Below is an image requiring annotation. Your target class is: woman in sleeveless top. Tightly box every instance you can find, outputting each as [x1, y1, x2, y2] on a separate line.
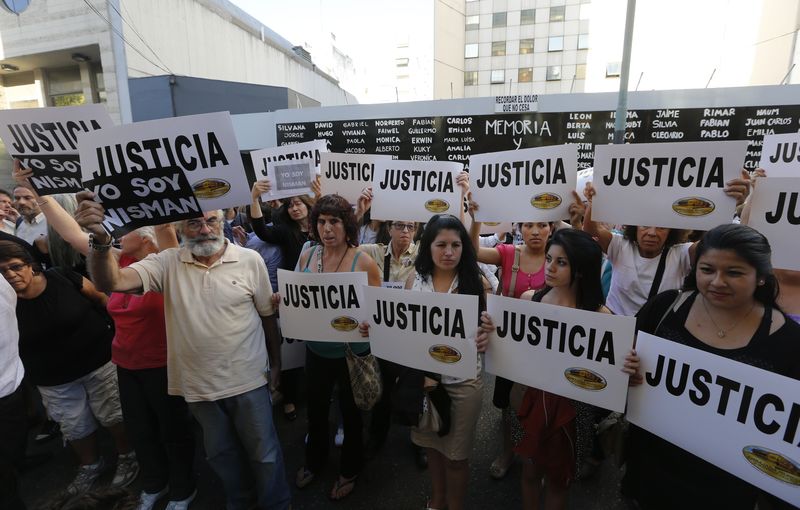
[467, 194, 554, 478]
[514, 229, 614, 510]
[293, 194, 381, 501]
[624, 224, 800, 509]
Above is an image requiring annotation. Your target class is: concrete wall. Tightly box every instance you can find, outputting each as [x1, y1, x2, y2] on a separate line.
[434, 0, 466, 99]
[119, 0, 358, 106]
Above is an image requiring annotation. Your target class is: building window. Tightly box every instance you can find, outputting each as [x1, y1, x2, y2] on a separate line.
[465, 44, 479, 58]
[396, 58, 409, 67]
[548, 36, 564, 52]
[490, 69, 505, 83]
[492, 12, 507, 27]
[519, 38, 534, 54]
[466, 15, 480, 30]
[550, 6, 565, 22]
[606, 61, 621, 77]
[576, 64, 586, 80]
[518, 68, 533, 83]
[547, 65, 562, 81]
[580, 3, 591, 20]
[521, 9, 535, 24]
[492, 41, 506, 56]
[47, 66, 85, 107]
[464, 71, 479, 86]
[578, 34, 589, 49]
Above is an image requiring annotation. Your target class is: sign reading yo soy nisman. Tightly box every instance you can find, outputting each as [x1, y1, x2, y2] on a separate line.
[78, 111, 250, 237]
[0, 104, 113, 195]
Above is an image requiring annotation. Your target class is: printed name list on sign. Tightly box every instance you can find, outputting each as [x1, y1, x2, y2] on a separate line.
[250, 139, 328, 178]
[485, 294, 635, 412]
[0, 104, 113, 195]
[627, 332, 800, 507]
[494, 95, 539, 114]
[320, 152, 392, 205]
[469, 144, 578, 223]
[591, 140, 749, 231]
[759, 132, 800, 177]
[746, 177, 800, 271]
[77, 111, 249, 238]
[363, 286, 479, 379]
[370, 160, 464, 222]
[277, 269, 368, 343]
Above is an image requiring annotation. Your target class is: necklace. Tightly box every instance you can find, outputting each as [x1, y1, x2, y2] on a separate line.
[700, 295, 756, 338]
[317, 245, 349, 273]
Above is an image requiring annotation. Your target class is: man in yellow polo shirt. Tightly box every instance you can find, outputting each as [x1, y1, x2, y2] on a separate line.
[76, 196, 291, 510]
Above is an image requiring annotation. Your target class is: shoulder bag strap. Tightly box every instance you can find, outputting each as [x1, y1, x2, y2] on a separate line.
[647, 248, 670, 300]
[303, 245, 317, 271]
[506, 246, 522, 298]
[383, 251, 392, 282]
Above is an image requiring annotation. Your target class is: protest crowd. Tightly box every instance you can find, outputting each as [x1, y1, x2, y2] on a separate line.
[1, 113, 800, 510]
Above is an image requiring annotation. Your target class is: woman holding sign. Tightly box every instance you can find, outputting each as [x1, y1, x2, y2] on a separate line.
[467, 194, 555, 480]
[624, 224, 800, 510]
[292, 194, 381, 501]
[369, 213, 494, 510]
[514, 228, 611, 510]
[249, 180, 315, 421]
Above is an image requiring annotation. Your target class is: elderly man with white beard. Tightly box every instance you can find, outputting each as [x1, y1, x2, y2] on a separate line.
[74, 192, 291, 510]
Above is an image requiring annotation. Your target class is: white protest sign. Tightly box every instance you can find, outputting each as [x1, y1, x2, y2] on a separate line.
[78, 111, 249, 237]
[759, 133, 800, 177]
[494, 94, 539, 114]
[370, 160, 463, 222]
[363, 286, 479, 379]
[469, 144, 578, 222]
[479, 221, 513, 235]
[250, 139, 328, 178]
[274, 318, 306, 370]
[745, 177, 800, 271]
[277, 269, 367, 343]
[576, 167, 593, 194]
[0, 104, 113, 195]
[261, 159, 314, 201]
[320, 152, 392, 204]
[627, 332, 800, 507]
[592, 141, 748, 230]
[485, 294, 635, 412]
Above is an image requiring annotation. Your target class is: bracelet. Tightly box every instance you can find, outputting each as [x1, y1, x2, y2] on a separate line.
[89, 233, 114, 252]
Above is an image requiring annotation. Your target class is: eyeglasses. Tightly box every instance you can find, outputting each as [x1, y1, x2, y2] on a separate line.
[0, 263, 29, 275]
[185, 217, 221, 232]
[392, 223, 416, 232]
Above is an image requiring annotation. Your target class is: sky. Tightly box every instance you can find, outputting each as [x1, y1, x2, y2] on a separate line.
[228, 0, 429, 101]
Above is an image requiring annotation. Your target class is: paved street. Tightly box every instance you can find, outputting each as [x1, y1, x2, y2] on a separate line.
[20, 380, 627, 510]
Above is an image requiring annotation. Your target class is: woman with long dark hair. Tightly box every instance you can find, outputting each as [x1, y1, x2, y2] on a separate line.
[248, 181, 316, 420]
[514, 229, 610, 510]
[386, 214, 493, 510]
[624, 224, 800, 509]
[292, 194, 381, 501]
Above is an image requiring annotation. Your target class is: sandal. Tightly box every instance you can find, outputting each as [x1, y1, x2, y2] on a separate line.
[295, 467, 315, 489]
[329, 474, 357, 501]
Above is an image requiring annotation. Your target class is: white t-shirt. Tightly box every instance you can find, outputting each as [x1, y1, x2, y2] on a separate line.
[0, 277, 24, 398]
[605, 233, 692, 317]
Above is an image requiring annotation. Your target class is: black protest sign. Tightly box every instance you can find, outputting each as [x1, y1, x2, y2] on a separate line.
[90, 167, 201, 238]
[0, 105, 113, 195]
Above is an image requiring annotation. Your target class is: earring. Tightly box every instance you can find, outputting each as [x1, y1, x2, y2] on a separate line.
[758, 279, 765, 286]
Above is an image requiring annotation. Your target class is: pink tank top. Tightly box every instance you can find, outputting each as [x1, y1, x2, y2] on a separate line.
[496, 243, 546, 298]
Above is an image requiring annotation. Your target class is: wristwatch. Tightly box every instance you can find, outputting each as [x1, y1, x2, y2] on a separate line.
[89, 233, 114, 252]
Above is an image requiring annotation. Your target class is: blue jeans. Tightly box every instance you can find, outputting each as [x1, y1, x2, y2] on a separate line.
[188, 385, 291, 510]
